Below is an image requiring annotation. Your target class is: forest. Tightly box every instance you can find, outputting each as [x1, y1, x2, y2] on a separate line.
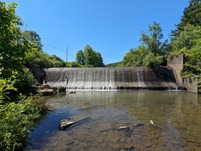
[0, 0, 200, 150]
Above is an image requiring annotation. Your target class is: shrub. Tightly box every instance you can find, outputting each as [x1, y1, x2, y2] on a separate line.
[0, 97, 42, 151]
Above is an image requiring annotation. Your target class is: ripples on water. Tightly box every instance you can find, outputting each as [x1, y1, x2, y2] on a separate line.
[26, 91, 201, 151]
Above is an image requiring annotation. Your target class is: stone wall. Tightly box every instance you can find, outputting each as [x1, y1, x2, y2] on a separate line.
[183, 77, 198, 93]
[167, 54, 198, 93]
[167, 54, 184, 85]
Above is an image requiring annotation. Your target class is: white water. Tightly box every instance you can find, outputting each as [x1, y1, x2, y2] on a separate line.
[44, 67, 179, 90]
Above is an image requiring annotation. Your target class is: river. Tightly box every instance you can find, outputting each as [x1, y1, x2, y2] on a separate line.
[26, 90, 201, 151]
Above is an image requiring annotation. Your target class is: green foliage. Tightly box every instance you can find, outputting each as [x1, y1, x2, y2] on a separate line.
[169, 0, 201, 93]
[50, 55, 66, 67]
[14, 68, 37, 94]
[106, 62, 121, 67]
[143, 52, 164, 68]
[1, 2, 65, 94]
[84, 45, 98, 66]
[121, 22, 166, 68]
[0, 4, 51, 149]
[171, 0, 201, 37]
[169, 25, 201, 53]
[198, 77, 201, 93]
[0, 98, 42, 151]
[75, 45, 104, 67]
[180, 42, 201, 85]
[120, 47, 146, 67]
[95, 52, 104, 67]
[0, 75, 17, 104]
[66, 62, 82, 67]
[23, 31, 65, 68]
[76, 50, 86, 65]
[140, 21, 168, 55]
[0, 2, 27, 78]
[0, 71, 45, 150]
[22, 30, 43, 50]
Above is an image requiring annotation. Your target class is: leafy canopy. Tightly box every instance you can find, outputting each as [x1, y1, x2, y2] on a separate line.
[121, 22, 167, 68]
[171, 0, 201, 37]
[0, 2, 27, 77]
[169, 0, 201, 92]
[75, 45, 104, 67]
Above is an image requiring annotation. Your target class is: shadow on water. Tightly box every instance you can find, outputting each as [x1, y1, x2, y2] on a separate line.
[26, 90, 201, 151]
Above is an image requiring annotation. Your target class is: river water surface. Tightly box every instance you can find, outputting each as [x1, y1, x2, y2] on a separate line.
[26, 90, 201, 151]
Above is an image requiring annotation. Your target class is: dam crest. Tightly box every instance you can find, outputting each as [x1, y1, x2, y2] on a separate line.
[44, 67, 180, 91]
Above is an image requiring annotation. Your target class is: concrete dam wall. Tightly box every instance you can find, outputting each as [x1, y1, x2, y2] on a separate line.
[44, 67, 181, 90]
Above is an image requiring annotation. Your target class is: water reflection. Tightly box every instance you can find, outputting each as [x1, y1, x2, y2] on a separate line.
[26, 91, 201, 151]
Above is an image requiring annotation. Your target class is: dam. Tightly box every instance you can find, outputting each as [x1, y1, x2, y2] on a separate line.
[44, 67, 181, 90]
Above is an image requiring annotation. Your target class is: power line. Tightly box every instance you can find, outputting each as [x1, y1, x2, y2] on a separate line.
[23, 23, 76, 59]
[43, 41, 75, 58]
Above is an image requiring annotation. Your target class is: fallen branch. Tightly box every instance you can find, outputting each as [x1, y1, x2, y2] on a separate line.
[59, 117, 89, 130]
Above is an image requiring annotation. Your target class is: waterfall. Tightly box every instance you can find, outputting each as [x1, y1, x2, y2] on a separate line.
[44, 67, 180, 91]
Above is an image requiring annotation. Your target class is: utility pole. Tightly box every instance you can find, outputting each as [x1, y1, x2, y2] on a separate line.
[66, 46, 68, 62]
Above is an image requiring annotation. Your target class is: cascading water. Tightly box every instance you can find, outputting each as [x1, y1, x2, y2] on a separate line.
[44, 67, 180, 91]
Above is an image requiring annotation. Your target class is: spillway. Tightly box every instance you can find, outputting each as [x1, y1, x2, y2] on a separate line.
[44, 67, 179, 90]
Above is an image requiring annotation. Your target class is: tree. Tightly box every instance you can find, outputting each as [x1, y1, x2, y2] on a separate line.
[76, 50, 86, 65]
[0, 2, 52, 93]
[171, 0, 201, 37]
[121, 22, 166, 68]
[22, 30, 43, 50]
[170, 25, 201, 78]
[0, 2, 27, 78]
[170, 24, 201, 52]
[75, 45, 104, 67]
[22, 30, 65, 68]
[140, 21, 168, 55]
[169, 0, 201, 92]
[121, 47, 147, 67]
[95, 52, 104, 67]
[84, 45, 97, 66]
[50, 55, 66, 67]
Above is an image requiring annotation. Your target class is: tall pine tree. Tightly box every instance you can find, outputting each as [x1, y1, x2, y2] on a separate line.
[171, 0, 201, 37]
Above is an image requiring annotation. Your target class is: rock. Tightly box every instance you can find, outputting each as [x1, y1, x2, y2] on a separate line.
[149, 120, 162, 130]
[134, 123, 144, 128]
[150, 120, 155, 125]
[37, 88, 55, 95]
[59, 116, 90, 130]
[118, 126, 130, 131]
[42, 84, 51, 89]
[124, 145, 135, 151]
[69, 91, 76, 94]
[59, 120, 75, 130]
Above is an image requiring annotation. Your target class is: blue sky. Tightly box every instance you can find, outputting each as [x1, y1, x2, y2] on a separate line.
[5, 0, 189, 64]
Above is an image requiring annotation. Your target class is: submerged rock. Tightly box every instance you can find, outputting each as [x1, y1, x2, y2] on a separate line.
[118, 126, 130, 131]
[134, 123, 144, 128]
[59, 120, 75, 130]
[59, 117, 90, 130]
[124, 146, 135, 151]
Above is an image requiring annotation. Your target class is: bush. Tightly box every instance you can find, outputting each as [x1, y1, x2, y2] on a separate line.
[14, 68, 37, 94]
[66, 62, 82, 67]
[143, 52, 164, 68]
[0, 74, 17, 104]
[0, 72, 45, 151]
[0, 97, 42, 151]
